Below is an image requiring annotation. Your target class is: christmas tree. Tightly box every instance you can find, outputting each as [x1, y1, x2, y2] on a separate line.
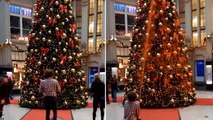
[19, 0, 88, 109]
[125, 0, 196, 107]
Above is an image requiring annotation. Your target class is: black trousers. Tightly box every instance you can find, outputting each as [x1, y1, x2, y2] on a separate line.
[43, 96, 57, 120]
[93, 98, 105, 120]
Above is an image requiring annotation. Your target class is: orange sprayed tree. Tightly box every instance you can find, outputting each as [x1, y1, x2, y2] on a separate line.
[125, 0, 196, 107]
[19, 0, 88, 109]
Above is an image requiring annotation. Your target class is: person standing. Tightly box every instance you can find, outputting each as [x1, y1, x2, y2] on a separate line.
[91, 73, 105, 120]
[123, 91, 140, 120]
[39, 69, 61, 120]
[110, 75, 118, 102]
[106, 78, 110, 104]
[0, 74, 13, 104]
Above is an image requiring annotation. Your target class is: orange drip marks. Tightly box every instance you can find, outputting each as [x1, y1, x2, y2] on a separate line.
[140, 0, 157, 93]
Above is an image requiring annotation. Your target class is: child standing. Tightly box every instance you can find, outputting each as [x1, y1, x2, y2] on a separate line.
[123, 91, 140, 120]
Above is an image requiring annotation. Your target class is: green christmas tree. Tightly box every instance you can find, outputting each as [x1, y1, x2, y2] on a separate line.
[19, 0, 88, 109]
[125, 0, 196, 107]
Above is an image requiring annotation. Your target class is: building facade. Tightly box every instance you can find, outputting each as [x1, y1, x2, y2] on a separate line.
[0, 0, 105, 89]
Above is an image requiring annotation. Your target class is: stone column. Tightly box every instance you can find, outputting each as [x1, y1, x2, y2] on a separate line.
[81, 0, 89, 50]
[0, 0, 12, 66]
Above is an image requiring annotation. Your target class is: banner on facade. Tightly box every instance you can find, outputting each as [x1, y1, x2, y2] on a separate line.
[89, 67, 99, 88]
[195, 60, 205, 82]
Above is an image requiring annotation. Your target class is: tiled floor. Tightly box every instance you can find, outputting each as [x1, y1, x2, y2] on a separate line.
[1, 90, 213, 120]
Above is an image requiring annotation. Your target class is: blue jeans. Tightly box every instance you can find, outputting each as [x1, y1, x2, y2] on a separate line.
[111, 89, 117, 102]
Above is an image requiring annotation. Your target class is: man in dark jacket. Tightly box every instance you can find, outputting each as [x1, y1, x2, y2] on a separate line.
[91, 73, 105, 120]
[110, 75, 118, 102]
[0, 74, 13, 104]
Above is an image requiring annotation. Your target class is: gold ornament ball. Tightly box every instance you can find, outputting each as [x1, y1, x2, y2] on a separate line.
[78, 72, 82, 76]
[64, 101, 68, 105]
[177, 63, 181, 68]
[64, 0, 68, 3]
[52, 57, 56, 62]
[69, 10, 73, 14]
[173, 23, 176, 26]
[160, 9, 164, 14]
[167, 43, 171, 47]
[50, 8, 53, 11]
[63, 33, 67, 38]
[173, 51, 177, 55]
[40, 7, 44, 11]
[44, 57, 47, 60]
[167, 65, 171, 70]
[80, 86, 84, 90]
[62, 22, 65, 25]
[189, 72, 192, 77]
[32, 33, 36, 36]
[156, 53, 161, 57]
[48, 39, 52, 43]
[169, 74, 173, 79]
[35, 12, 39, 16]
[46, 15, 49, 18]
[58, 42, 61, 45]
[68, 56, 72, 60]
[39, 31, 42, 35]
[184, 97, 188, 102]
[141, 57, 145, 61]
[35, 101, 39, 104]
[65, 18, 69, 22]
[48, 30, 52, 34]
[55, 27, 59, 31]
[31, 96, 35, 101]
[55, 70, 58, 74]
[55, 1, 59, 5]
[34, 49, 38, 53]
[56, 14, 61, 19]
[71, 68, 75, 73]
[170, 99, 175, 103]
[172, 10, 176, 14]
[62, 70, 66, 74]
[42, 37, 46, 41]
[63, 48, 67, 52]
[38, 61, 42, 65]
[76, 100, 80, 104]
[64, 79, 67, 83]
[167, 28, 171, 33]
